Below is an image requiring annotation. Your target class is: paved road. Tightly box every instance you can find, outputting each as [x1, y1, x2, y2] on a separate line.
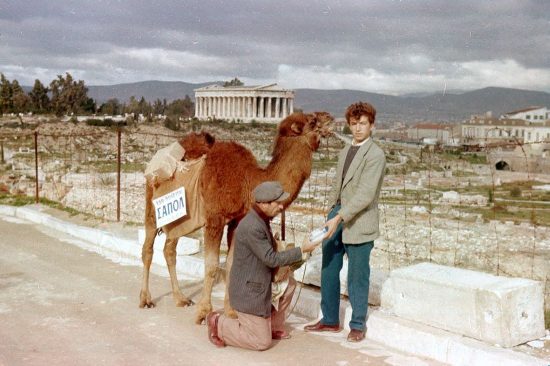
[0, 214, 441, 366]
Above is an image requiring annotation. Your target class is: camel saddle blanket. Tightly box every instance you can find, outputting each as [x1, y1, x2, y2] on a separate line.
[145, 141, 185, 185]
[152, 156, 206, 239]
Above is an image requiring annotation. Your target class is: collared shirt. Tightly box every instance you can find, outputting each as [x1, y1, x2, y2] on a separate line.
[352, 136, 370, 147]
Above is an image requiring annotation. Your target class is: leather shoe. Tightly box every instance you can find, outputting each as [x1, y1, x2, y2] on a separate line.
[206, 311, 225, 347]
[272, 330, 291, 340]
[304, 320, 341, 333]
[347, 328, 366, 342]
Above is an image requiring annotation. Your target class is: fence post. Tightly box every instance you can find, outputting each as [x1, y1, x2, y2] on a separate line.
[0, 139, 4, 164]
[117, 129, 121, 222]
[34, 131, 39, 204]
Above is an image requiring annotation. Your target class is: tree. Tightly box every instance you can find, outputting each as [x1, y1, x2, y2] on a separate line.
[152, 98, 165, 115]
[138, 96, 151, 116]
[166, 95, 194, 118]
[49, 73, 91, 116]
[124, 96, 140, 116]
[99, 98, 122, 115]
[11, 80, 31, 113]
[0, 73, 13, 114]
[81, 97, 96, 114]
[223, 77, 244, 87]
[29, 79, 50, 113]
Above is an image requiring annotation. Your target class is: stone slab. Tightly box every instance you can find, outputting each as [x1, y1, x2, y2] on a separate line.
[367, 311, 547, 366]
[381, 262, 545, 347]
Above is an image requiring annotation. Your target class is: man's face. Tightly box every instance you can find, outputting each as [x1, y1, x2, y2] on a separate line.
[349, 115, 373, 144]
[258, 200, 284, 218]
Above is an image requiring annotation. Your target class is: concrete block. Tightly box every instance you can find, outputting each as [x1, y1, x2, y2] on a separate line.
[0, 205, 16, 216]
[367, 311, 547, 366]
[137, 228, 200, 256]
[381, 262, 545, 347]
[15, 206, 48, 224]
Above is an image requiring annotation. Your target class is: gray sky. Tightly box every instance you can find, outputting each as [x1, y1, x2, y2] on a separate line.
[1, 0, 549, 95]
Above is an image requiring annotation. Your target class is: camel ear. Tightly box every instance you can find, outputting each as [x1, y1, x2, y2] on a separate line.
[290, 122, 303, 134]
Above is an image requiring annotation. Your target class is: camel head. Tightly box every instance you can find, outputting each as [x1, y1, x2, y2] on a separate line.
[179, 131, 215, 160]
[276, 111, 334, 152]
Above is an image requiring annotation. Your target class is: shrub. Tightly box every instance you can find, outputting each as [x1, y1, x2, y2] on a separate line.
[85, 118, 122, 127]
[510, 187, 521, 198]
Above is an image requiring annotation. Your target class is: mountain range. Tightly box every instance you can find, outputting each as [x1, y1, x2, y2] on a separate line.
[85, 81, 550, 124]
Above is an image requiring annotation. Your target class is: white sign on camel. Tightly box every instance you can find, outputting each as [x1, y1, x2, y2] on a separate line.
[152, 187, 187, 228]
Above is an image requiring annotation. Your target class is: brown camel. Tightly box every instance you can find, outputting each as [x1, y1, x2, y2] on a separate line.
[139, 112, 334, 324]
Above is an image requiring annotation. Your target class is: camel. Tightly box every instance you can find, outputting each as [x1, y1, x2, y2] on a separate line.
[139, 111, 334, 324]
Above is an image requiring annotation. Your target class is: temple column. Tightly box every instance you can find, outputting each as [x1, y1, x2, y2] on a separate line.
[247, 97, 252, 118]
[275, 98, 280, 119]
[259, 97, 265, 118]
[289, 98, 294, 115]
[282, 98, 288, 118]
[267, 98, 272, 119]
[252, 97, 257, 119]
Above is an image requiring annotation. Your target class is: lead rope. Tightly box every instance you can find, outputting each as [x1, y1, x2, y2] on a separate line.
[286, 132, 331, 320]
[286, 222, 309, 320]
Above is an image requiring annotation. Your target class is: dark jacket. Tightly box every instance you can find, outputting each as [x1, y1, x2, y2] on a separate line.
[229, 207, 302, 317]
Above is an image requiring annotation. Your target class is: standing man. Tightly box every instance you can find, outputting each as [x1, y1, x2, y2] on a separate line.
[207, 181, 323, 350]
[305, 102, 386, 342]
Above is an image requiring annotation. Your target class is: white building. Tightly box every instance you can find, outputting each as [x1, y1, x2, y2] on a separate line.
[194, 84, 294, 123]
[406, 123, 457, 145]
[462, 116, 550, 144]
[501, 106, 550, 123]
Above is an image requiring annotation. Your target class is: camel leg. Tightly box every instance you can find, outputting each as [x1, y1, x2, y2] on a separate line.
[195, 220, 223, 324]
[139, 225, 156, 308]
[223, 219, 238, 319]
[163, 237, 194, 307]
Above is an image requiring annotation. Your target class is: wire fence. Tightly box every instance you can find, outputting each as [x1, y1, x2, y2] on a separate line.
[0, 126, 548, 309]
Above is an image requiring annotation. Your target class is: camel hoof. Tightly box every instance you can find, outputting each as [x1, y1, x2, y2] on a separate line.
[139, 290, 155, 308]
[176, 298, 194, 307]
[139, 300, 155, 308]
[195, 304, 213, 325]
[225, 308, 237, 319]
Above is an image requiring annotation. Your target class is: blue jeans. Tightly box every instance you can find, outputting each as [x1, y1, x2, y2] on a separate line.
[320, 204, 373, 331]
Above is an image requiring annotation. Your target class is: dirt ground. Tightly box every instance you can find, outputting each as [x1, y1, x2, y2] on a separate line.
[0, 213, 447, 366]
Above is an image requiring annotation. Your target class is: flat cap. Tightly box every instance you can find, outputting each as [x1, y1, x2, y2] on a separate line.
[253, 181, 290, 203]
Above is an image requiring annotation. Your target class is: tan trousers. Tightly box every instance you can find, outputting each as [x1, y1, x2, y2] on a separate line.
[218, 277, 297, 351]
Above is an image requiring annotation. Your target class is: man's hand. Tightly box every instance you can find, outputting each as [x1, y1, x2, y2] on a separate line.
[301, 237, 322, 253]
[325, 214, 342, 240]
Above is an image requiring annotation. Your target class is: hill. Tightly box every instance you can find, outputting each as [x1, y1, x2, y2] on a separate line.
[82, 81, 550, 124]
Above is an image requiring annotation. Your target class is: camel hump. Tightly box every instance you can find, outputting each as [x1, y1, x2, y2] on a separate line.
[179, 131, 215, 160]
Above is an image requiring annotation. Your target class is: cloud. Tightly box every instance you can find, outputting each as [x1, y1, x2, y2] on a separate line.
[277, 58, 550, 94]
[0, 0, 549, 93]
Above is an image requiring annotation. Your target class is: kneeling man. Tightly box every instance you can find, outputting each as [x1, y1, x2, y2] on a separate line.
[207, 181, 322, 350]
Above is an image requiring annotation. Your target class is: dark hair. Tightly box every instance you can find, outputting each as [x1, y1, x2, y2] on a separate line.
[345, 102, 376, 125]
